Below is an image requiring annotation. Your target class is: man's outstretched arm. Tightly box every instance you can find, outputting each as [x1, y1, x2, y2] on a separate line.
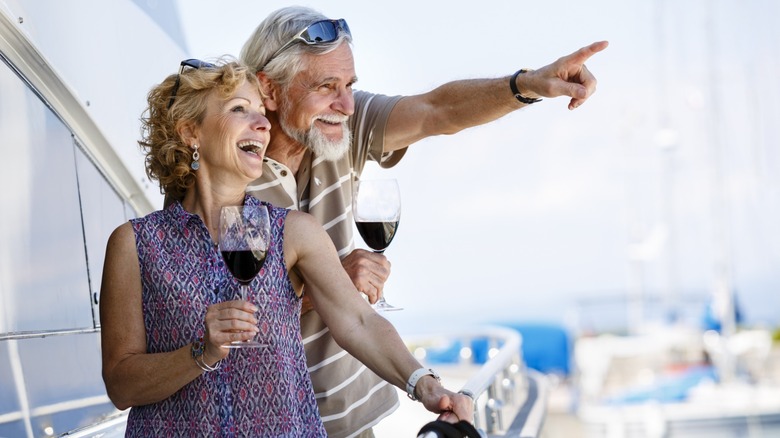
[383, 40, 609, 152]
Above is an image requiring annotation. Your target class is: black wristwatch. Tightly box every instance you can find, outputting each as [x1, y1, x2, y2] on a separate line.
[510, 69, 542, 104]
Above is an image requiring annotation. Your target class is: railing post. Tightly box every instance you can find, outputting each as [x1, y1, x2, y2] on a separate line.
[485, 383, 504, 433]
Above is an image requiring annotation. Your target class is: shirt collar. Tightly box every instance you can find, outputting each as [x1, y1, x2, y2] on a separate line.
[167, 198, 195, 230]
[167, 194, 264, 230]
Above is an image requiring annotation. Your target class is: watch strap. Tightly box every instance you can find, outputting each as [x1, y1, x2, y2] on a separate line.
[406, 367, 440, 401]
[510, 69, 542, 104]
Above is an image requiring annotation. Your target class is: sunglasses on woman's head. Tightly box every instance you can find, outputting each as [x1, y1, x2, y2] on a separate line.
[167, 59, 217, 109]
[260, 18, 351, 71]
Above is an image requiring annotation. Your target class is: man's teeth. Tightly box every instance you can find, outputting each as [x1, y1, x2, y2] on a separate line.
[316, 115, 347, 125]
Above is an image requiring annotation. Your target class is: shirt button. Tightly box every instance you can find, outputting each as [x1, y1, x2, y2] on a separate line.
[281, 170, 288, 177]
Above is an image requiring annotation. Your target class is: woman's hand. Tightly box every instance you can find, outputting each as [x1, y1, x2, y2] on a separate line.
[203, 300, 259, 361]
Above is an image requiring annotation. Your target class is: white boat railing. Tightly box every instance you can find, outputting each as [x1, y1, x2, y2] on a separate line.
[58, 326, 548, 438]
[55, 325, 548, 437]
[403, 325, 549, 438]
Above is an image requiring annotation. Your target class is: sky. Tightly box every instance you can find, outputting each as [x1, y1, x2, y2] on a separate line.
[174, 0, 780, 334]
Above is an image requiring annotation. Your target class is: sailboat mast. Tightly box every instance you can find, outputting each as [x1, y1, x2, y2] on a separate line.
[705, 0, 737, 382]
[654, 0, 680, 325]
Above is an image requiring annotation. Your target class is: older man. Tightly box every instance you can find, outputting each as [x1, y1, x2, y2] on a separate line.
[241, 6, 607, 437]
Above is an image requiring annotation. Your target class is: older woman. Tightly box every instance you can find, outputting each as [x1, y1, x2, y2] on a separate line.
[99, 60, 472, 437]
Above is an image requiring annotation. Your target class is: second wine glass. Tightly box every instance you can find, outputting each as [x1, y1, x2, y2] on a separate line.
[353, 178, 403, 311]
[218, 204, 270, 347]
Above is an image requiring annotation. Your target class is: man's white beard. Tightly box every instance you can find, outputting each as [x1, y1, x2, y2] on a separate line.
[279, 105, 351, 162]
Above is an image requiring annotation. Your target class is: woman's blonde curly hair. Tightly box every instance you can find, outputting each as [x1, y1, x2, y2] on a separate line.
[139, 60, 261, 201]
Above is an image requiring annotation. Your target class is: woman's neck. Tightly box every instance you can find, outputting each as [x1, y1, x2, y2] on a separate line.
[181, 184, 246, 243]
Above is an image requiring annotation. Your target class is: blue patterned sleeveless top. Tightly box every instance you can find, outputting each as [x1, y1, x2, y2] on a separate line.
[125, 195, 326, 437]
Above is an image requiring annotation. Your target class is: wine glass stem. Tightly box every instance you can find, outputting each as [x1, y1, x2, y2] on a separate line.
[373, 250, 389, 306]
[240, 284, 249, 302]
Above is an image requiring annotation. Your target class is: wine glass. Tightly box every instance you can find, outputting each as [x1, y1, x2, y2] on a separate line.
[353, 178, 403, 311]
[218, 205, 270, 348]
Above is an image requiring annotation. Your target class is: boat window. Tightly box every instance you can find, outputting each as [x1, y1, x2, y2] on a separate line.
[74, 145, 131, 328]
[0, 57, 93, 335]
[0, 50, 128, 437]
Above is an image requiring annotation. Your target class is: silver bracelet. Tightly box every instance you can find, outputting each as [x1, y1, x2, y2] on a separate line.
[191, 338, 222, 372]
[194, 353, 222, 372]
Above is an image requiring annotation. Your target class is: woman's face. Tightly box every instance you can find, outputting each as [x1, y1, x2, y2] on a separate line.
[195, 79, 271, 186]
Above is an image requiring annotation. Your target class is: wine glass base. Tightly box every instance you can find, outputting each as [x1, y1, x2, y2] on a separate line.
[225, 340, 268, 348]
[372, 303, 403, 312]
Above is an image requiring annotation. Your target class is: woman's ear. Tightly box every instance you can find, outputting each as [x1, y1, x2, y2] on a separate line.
[177, 120, 198, 147]
[256, 71, 279, 111]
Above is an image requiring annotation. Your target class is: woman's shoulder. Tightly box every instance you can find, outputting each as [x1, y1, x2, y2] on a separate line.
[106, 221, 136, 254]
[283, 211, 331, 251]
[284, 209, 318, 228]
[110, 220, 134, 237]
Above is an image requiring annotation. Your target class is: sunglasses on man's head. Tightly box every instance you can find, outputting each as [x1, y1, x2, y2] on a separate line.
[167, 58, 217, 109]
[260, 18, 351, 71]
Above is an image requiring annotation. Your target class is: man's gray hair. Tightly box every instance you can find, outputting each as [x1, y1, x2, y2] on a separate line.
[240, 6, 352, 88]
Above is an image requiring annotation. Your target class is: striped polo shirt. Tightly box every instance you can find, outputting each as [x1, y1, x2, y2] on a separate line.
[246, 90, 406, 438]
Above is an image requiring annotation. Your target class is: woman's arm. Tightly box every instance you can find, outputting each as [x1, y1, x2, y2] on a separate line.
[283, 212, 473, 422]
[99, 223, 203, 409]
[99, 222, 257, 409]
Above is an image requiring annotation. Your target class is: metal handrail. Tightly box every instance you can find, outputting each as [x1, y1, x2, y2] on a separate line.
[403, 325, 548, 437]
[458, 326, 521, 397]
[53, 325, 548, 437]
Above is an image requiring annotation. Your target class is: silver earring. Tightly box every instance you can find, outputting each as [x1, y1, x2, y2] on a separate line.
[191, 144, 200, 170]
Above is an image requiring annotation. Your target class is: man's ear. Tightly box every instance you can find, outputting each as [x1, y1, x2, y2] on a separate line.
[256, 71, 279, 111]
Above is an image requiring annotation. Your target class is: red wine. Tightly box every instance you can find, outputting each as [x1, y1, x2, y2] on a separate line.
[356, 221, 399, 252]
[221, 250, 266, 285]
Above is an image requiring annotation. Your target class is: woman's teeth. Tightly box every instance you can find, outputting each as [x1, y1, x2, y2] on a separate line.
[238, 141, 263, 155]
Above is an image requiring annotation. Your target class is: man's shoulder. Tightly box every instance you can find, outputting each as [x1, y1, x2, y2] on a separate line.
[350, 90, 404, 139]
[353, 89, 372, 100]
[353, 90, 402, 108]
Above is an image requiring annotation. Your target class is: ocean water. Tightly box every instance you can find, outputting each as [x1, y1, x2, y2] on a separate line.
[386, 285, 779, 339]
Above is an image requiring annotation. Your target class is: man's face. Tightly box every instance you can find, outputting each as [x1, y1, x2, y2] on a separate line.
[276, 43, 357, 161]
